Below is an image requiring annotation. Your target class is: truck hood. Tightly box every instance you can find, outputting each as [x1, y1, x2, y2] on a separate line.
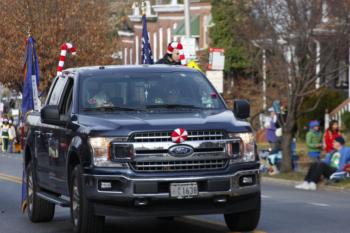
[77, 110, 251, 136]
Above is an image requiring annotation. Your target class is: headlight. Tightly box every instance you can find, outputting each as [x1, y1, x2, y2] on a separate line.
[228, 132, 256, 162]
[89, 137, 131, 167]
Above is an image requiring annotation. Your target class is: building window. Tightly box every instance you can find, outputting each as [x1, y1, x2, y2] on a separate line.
[135, 36, 139, 65]
[124, 48, 128, 65]
[167, 28, 172, 44]
[159, 28, 163, 58]
[153, 32, 158, 61]
[130, 48, 133, 65]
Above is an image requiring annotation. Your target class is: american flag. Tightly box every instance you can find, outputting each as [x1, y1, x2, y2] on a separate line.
[141, 14, 154, 64]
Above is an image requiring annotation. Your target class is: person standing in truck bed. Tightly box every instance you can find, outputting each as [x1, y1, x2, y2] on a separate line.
[157, 41, 185, 65]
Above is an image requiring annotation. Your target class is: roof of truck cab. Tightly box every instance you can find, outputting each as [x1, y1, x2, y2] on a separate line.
[63, 65, 199, 76]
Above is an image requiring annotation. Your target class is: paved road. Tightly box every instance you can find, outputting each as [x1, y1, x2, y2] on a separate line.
[1, 152, 350, 233]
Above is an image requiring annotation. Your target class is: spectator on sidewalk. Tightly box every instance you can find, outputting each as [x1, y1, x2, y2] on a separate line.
[1, 119, 10, 152]
[8, 120, 16, 153]
[275, 103, 287, 130]
[295, 136, 350, 191]
[265, 107, 277, 148]
[306, 120, 322, 161]
[266, 128, 282, 175]
[323, 120, 341, 153]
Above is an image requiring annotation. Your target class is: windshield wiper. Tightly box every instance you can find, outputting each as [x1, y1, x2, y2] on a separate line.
[82, 106, 142, 112]
[146, 104, 202, 109]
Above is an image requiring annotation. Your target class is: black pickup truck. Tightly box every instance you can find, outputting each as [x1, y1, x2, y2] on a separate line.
[24, 65, 260, 233]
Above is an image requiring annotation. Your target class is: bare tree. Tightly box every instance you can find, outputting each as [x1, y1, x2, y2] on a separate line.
[0, 0, 120, 94]
[245, 0, 350, 172]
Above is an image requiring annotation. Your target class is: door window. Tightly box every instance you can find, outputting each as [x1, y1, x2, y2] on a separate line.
[60, 78, 74, 115]
[48, 77, 67, 106]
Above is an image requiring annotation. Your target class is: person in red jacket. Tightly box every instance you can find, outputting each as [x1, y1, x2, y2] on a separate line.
[324, 120, 341, 153]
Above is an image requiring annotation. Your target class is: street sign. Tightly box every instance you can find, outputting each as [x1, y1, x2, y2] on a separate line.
[181, 37, 197, 62]
[208, 48, 225, 70]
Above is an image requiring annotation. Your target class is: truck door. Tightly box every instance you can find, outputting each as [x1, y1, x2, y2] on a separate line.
[36, 76, 67, 191]
[52, 77, 74, 194]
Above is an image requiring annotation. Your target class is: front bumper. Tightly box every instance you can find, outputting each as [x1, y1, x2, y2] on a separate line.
[83, 166, 260, 217]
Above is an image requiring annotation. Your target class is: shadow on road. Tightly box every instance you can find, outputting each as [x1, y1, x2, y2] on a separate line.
[104, 217, 228, 233]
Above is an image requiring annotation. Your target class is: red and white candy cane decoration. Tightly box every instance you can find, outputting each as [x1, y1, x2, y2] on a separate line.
[57, 43, 77, 76]
[167, 41, 186, 65]
[171, 128, 188, 143]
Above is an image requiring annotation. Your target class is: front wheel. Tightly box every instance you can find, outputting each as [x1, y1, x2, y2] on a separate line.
[70, 165, 105, 233]
[26, 161, 55, 222]
[224, 194, 261, 232]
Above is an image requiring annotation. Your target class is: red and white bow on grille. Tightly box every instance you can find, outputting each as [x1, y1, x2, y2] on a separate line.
[171, 128, 188, 143]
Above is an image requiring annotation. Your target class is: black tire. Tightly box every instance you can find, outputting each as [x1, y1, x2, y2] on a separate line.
[224, 194, 261, 232]
[70, 165, 105, 233]
[26, 161, 55, 222]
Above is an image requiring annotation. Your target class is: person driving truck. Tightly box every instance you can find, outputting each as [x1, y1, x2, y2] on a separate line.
[85, 80, 108, 107]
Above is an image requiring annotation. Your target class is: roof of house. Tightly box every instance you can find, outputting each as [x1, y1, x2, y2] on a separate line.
[172, 15, 200, 37]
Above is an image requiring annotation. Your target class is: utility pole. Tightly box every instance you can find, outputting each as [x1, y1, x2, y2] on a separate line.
[262, 49, 267, 110]
[184, 0, 191, 37]
[348, 47, 350, 98]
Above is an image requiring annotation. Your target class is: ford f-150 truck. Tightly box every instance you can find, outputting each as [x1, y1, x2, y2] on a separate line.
[24, 65, 260, 233]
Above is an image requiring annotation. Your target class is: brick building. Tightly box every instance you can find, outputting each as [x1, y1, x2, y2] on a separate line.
[117, 0, 212, 65]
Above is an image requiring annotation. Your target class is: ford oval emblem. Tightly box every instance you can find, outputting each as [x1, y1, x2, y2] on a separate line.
[168, 145, 194, 157]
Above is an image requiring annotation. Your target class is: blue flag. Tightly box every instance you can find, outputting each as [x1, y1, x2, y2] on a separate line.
[141, 14, 154, 64]
[22, 36, 40, 122]
[21, 35, 40, 212]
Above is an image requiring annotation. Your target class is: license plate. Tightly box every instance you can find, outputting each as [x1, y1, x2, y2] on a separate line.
[170, 182, 198, 199]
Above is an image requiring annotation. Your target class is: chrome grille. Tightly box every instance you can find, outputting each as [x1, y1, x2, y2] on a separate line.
[130, 130, 224, 142]
[130, 159, 228, 172]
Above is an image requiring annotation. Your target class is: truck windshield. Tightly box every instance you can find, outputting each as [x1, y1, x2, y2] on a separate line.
[79, 71, 225, 112]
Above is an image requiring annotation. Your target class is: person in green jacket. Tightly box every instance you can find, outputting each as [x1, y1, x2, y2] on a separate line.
[306, 120, 323, 161]
[1, 119, 10, 152]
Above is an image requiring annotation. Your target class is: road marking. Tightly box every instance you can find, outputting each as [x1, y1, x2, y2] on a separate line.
[0, 173, 22, 184]
[308, 202, 330, 207]
[0, 152, 23, 161]
[261, 195, 271, 199]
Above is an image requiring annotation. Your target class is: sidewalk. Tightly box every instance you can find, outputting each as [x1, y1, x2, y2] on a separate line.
[262, 174, 350, 193]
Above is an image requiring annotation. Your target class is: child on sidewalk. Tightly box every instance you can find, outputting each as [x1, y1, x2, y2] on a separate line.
[306, 120, 322, 162]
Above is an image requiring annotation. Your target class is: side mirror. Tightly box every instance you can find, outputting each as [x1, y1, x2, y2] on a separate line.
[41, 105, 65, 126]
[233, 99, 250, 119]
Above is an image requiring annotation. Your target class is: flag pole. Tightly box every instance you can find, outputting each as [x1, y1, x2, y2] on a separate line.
[141, 0, 146, 16]
[27, 27, 31, 38]
[140, 0, 154, 64]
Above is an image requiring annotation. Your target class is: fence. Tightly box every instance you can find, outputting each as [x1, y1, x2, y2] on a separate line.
[326, 98, 350, 128]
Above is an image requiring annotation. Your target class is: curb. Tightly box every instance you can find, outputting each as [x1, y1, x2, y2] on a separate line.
[262, 177, 350, 193]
